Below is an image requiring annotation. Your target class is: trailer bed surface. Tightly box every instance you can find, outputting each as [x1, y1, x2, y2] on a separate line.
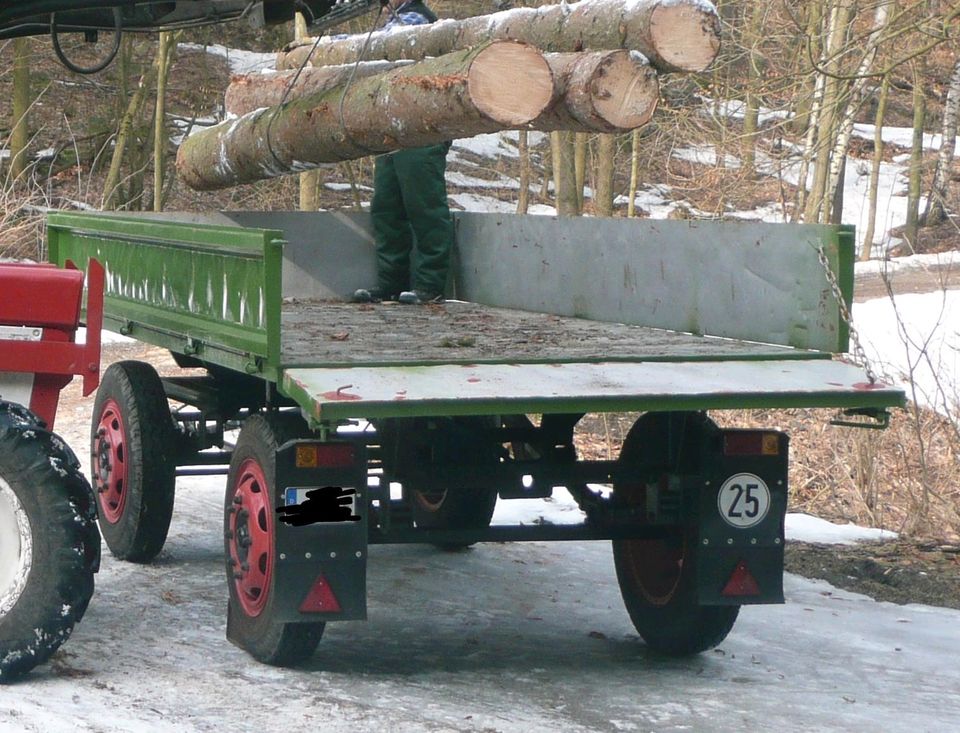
[280, 299, 819, 366]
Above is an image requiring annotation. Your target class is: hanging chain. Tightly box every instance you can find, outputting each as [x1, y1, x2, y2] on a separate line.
[814, 243, 878, 385]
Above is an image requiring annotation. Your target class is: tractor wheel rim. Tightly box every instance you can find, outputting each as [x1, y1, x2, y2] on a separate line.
[0, 476, 33, 617]
[229, 458, 273, 617]
[94, 399, 128, 524]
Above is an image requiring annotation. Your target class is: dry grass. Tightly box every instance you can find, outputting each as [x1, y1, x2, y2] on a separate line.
[574, 404, 960, 544]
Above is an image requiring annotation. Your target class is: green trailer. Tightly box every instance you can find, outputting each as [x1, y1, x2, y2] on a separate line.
[48, 210, 904, 665]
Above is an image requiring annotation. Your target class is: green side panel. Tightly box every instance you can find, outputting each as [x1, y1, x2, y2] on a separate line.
[48, 212, 284, 378]
[836, 225, 855, 353]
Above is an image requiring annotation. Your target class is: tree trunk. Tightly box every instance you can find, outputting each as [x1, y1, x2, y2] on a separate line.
[10, 38, 31, 181]
[595, 132, 616, 216]
[575, 132, 587, 211]
[517, 130, 530, 214]
[740, 2, 765, 174]
[923, 58, 960, 226]
[627, 128, 640, 217]
[552, 131, 580, 215]
[177, 41, 554, 191]
[904, 61, 926, 250]
[824, 0, 892, 219]
[104, 58, 159, 209]
[277, 0, 721, 75]
[861, 76, 889, 261]
[153, 31, 177, 211]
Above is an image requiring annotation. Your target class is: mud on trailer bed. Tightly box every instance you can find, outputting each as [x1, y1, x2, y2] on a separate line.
[48, 210, 904, 665]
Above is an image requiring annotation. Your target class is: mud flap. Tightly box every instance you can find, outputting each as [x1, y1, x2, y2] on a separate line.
[696, 431, 789, 605]
[270, 439, 369, 624]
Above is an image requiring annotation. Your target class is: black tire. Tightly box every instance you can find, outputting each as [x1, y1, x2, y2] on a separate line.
[612, 412, 739, 655]
[0, 402, 100, 683]
[409, 417, 499, 549]
[91, 361, 176, 563]
[224, 413, 325, 666]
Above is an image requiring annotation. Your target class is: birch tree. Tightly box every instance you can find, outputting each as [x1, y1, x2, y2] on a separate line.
[923, 58, 960, 226]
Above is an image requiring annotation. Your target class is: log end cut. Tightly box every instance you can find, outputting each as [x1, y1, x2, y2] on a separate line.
[645, 1, 721, 73]
[467, 41, 554, 126]
[591, 51, 659, 130]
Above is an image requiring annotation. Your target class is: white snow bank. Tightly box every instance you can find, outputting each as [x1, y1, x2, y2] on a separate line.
[786, 513, 897, 544]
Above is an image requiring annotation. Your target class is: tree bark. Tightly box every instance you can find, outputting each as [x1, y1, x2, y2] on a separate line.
[552, 131, 580, 215]
[923, 58, 960, 226]
[177, 41, 554, 191]
[232, 49, 659, 134]
[277, 0, 721, 75]
[517, 130, 530, 214]
[295, 12, 324, 214]
[104, 57, 158, 209]
[10, 38, 31, 181]
[595, 132, 616, 216]
[225, 60, 413, 118]
[627, 127, 640, 217]
[904, 60, 926, 250]
[861, 76, 889, 261]
[153, 31, 178, 211]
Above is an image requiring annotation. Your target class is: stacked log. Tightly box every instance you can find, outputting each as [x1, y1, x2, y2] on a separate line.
[177, 0, 719, 192]
[178, 41, 554, 191]
[224, 50, 659, 134]
[277, 0, 720, 75]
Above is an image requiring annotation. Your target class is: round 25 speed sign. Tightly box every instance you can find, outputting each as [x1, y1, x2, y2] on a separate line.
[717, 473, 771, 529]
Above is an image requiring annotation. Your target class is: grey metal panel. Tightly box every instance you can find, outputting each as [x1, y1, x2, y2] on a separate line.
[452, 214, 842, 352]
[224, 211, 378, 301]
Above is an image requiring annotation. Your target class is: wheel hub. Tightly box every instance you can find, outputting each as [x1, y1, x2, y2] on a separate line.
[0, 475, 33, 617]
[228, 459, 273, 617]
[93, 400, 128, 524]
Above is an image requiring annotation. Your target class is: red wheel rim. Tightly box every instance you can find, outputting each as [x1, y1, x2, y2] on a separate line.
[93, 398, 128, 524]
[622, 537, 684, 606]
[228, 458, 273, 617]
[415, 489, 447, 512]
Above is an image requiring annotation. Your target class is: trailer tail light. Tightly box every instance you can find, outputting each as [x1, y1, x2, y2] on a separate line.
[723, 431, 780, 456]
[721, 560, 761, 597]
[295, 443, 355, 468]
[299, 574, 343, 613]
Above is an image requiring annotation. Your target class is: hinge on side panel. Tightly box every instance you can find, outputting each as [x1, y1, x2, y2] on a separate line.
[830, 407, 891, 430]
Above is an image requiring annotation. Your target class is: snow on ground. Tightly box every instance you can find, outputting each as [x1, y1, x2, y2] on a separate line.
[178, 43, 276, 75]
[2, 476, 957, 733]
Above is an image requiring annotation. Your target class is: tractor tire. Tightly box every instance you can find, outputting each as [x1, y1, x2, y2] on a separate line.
[0, 402, 100, 683]
[224, 413, 325, 666]
[612, 412, 739, 655]
[91, 361, 176, 563]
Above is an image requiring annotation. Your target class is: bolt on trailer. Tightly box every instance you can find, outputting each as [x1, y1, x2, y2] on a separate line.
[48, 210, 904, 665]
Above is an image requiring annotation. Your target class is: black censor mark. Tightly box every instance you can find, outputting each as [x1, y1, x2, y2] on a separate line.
[277, 486, 361, 526]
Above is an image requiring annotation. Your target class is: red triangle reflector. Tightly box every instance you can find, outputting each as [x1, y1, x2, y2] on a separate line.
[299, 574, 342, 613]
[722, 560, 761, 597]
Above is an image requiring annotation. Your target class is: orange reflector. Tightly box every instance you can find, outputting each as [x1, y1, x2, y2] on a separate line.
[721, 560, 761, 597]
[299, 574, 342, 613]
[295, 443, 355, 468]
[723, 432, 780, 456]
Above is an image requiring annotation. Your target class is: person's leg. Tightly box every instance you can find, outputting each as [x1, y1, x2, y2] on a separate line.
[392, 144, 454, 297]
[370, 153, 413, 295]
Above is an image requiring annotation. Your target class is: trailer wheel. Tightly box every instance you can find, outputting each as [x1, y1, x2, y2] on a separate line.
[410, 417, 499, 549]
[224, 413, 325, 666]
[612, 412, 739, 655]
[0, 403, 100, 683]
[91, 361, 176, 563]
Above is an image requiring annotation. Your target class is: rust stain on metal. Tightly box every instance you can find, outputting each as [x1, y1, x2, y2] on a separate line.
[467, 377, 481, 383]
[853, 381, 886, 390]
[322, 384, 362, 401]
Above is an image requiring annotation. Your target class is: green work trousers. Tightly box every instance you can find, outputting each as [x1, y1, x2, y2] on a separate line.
[371, 143, 453, 296]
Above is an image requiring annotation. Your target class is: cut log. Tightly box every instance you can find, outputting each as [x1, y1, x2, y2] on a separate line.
[225, 60, 413, 118]
[177, 41, 553, 191]
[536, 50, 659, 133]
[277, 0, 720, 75]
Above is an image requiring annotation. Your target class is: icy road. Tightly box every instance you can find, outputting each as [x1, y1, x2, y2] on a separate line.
[1, 473, 958, 733]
